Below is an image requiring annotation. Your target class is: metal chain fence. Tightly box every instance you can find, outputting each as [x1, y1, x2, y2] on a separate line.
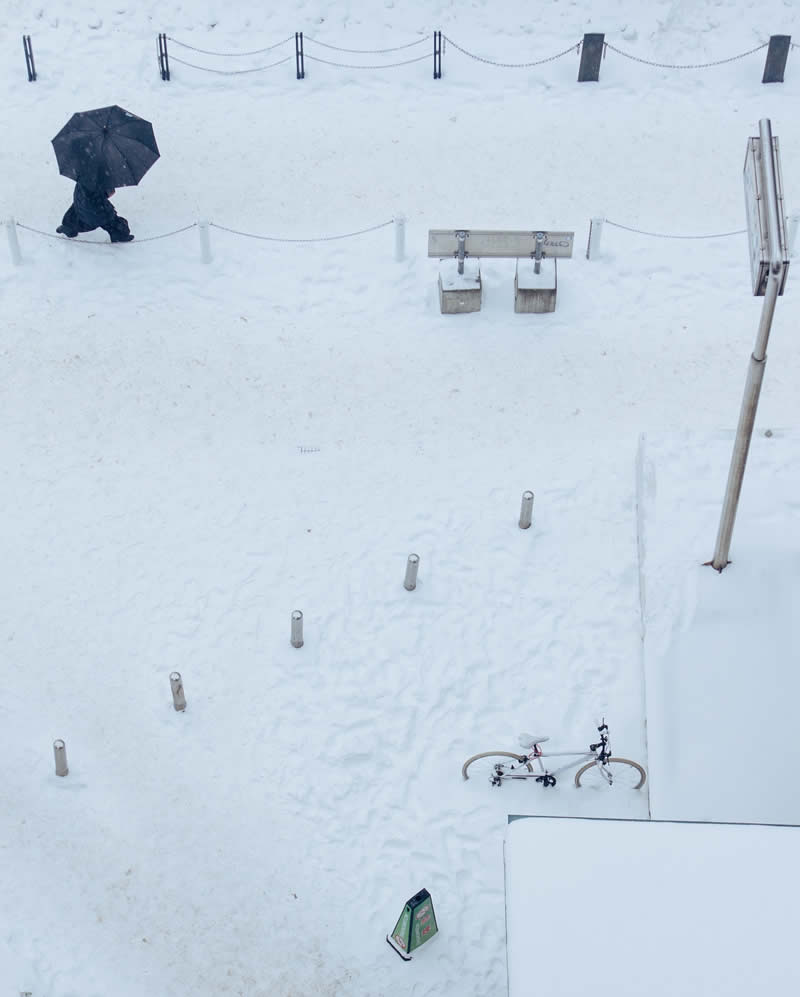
[165, 34, 294, 56]
[209, 219, 394, 243]
[605, 40, 769, 70]
[169, 55, 293, 74]
[302, 35, 429, 54]
[13, 220, 393, 247]
[442, 34, 581, 68]
[605, 219, 746, 239]
[304, 52, 430, 70]
[15, 222, 198, 244]
[158, 28, 790, 80]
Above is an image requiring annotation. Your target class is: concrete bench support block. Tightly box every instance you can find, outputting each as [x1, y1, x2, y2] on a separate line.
[438, 259, 482, 313]
[514, 258, 557, 313]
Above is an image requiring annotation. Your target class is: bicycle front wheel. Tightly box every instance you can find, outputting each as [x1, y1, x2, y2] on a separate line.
[462, 751, 533, 782]
[574, 757, 646, 789]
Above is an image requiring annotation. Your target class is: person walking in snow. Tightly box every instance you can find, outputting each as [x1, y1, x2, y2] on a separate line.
[57, 182, 134, 243]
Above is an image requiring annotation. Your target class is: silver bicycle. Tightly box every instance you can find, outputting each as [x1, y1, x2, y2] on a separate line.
[462, 721, 646, 789]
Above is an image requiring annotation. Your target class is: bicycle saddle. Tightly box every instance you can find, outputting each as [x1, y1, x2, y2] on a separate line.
[518, 733, 549, 748]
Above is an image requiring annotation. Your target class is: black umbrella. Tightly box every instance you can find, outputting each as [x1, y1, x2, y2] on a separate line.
[52, 105, 159, 190]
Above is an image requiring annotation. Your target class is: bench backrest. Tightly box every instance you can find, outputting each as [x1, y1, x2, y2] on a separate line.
[428, 229, 575, 260]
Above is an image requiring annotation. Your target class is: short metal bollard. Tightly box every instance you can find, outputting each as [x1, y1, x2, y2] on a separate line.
[53, 739, 68, 777]
[291, 610, 304, 648]
[394, 214, 406, 262]
[519, 491, 535, 529]
[170, 671, 186, 711]
[586, 217, 604, 260]
[404, 554, 420, 591]
[198, 219, 212, 263]
[6, 217, 22, 265]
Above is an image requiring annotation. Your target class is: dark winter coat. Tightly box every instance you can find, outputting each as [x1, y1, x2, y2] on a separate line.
[73, 183, 118, 229]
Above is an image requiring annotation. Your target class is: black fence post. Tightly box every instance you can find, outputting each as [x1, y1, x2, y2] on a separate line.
[762, 35, 791, 83]
[23, 35, 36, 82]
[295, 32, 305, 79]
[433, 31, 442, 79]
[578, 32, 604, 82]
[157, 33, 170, 81]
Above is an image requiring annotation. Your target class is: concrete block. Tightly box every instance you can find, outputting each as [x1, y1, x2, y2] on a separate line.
[514, 258, 557, 313]
[438, 259, 482, 314]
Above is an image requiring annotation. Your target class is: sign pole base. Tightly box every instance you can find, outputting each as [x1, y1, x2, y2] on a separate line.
[386, 934, 413, 960]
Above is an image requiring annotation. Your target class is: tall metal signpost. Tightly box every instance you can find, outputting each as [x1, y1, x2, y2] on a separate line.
[709, 118, 789, 571]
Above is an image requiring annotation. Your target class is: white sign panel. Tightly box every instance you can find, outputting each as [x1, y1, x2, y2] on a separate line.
[743, 136, 789, 296]
[428, 230, 574, 260]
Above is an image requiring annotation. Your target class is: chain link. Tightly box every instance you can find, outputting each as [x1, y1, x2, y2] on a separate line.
[442, 34, 581, 68]
[605, 219, 746, 239]
[169, 55, 293, 75]
[302, 34, 429, 54]
[15, 222, 198, 243]
[605, 40, 768, 70]
[303, 52, 429, 69]
[166, 34, 293, 56]
[209, 219, 393, 243]
[127, 225, 199, 243]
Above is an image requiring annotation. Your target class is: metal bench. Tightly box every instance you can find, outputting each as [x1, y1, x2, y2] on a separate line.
[428, 229, 575, 314]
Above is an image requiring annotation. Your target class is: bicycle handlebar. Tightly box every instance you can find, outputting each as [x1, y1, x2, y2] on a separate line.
[590, 721, 610, 759]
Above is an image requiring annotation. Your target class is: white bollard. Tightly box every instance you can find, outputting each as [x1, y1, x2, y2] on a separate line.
[170, 672, 186, 711]
[291, 610, 304, 648]
[6, 217, 22, 265]
[586, 216, 604, 260]
[53, 739, 68, 777]
[198, 219, 212, 264]
[403, 553, 420, 591]
[785, 212, 800, 257]
[394, 214, 406, 262]
[519, 490, 535, 529]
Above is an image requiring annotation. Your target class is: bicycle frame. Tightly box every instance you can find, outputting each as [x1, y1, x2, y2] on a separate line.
[496, 749, 612, 785]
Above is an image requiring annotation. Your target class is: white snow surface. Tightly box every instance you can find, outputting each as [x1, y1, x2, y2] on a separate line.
[2, 0, 800, 994]
[505, 816, 800, 996]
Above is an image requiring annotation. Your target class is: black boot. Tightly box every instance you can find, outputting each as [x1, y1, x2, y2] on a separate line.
[58, 205, 80, 237]
[108, 216, 134, 243]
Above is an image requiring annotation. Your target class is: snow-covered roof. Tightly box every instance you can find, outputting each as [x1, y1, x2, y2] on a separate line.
[505, 815, 800, 997]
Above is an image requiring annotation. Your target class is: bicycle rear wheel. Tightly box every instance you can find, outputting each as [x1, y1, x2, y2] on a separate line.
[574, 757, 646, 789]
[462, 751, 533, 782]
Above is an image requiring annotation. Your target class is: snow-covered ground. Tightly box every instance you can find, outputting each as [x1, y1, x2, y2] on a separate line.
[641, 431, 800, 824]
[2, 1, 799, 994]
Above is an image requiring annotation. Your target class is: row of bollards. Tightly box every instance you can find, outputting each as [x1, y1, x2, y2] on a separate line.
[51, 491, 535, 774]
[289, 490, 534, 640]
[53, 670, 188, 775]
